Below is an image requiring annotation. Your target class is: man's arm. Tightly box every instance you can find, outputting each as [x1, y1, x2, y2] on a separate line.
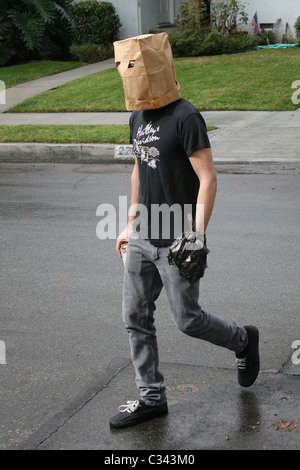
[115, 157, 140, 257]
[189, 147, 217, 234]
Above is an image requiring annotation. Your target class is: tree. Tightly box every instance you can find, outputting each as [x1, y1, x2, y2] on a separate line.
[210, 0, 249, 34]
[0, 0, 73, 65]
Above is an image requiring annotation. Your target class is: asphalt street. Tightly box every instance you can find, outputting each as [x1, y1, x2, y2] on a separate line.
[0, 161, 299, 451]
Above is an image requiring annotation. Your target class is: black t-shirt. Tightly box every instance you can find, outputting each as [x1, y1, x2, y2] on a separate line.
[129, 98, 211, 246]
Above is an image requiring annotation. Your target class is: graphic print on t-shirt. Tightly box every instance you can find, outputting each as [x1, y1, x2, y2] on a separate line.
[132, 122, 160, 169]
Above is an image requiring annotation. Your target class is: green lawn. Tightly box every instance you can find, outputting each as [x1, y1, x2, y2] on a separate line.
[0, 61, 85, 89]
[0, 125, 130, 143]
[8, 48, 300, 112]
[0, 124, 216, 143]
[178, 48, 300, 111]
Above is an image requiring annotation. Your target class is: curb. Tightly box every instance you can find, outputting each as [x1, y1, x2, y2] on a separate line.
[0, 143, 134, 163]
[0, 142, 299, 164]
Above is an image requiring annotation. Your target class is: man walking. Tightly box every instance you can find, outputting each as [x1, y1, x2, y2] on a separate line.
[109, 33, 259, 429]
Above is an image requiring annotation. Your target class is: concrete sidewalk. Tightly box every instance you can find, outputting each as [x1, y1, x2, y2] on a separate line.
[0, 58, 115, 113]
[0, 110, 299, 163]
[0, 58, 299, 163]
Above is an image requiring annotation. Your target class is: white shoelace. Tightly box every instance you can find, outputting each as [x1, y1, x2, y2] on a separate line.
[118, 400, 140, 414]
[236, 357, 246, 369]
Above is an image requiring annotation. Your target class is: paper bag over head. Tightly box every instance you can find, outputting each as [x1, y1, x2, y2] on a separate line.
[113, 32, 181, 111]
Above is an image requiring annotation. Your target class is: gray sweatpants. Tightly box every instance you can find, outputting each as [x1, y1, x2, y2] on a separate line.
[122, 236, 248, 406]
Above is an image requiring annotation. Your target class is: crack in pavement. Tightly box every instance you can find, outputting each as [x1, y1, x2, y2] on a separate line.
[17, 353, 299, 450]
[18, 358, 132, 450]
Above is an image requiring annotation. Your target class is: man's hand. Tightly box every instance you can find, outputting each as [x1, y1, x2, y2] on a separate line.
[116, 222, 133, 258]
[115, 157, 139, 258]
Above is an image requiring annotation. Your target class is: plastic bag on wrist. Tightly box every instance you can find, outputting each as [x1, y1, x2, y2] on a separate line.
[167, 230, 209, 285]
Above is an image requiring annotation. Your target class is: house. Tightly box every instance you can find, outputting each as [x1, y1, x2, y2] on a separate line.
[107, 0, 299, 42]
[108, 0, 182, 38]
[230, 0, 299, 42]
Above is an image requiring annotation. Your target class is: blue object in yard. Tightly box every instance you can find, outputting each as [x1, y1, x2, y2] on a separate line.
[254, 43, 298, 49]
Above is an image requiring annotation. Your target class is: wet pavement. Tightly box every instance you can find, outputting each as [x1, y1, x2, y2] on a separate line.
[0, 162, 299, 451]
[19, 363, 300, 451]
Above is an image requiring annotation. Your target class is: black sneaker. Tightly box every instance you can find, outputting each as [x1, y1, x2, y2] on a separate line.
[236, 325, 260, 387]
[109, 400, 168, 429]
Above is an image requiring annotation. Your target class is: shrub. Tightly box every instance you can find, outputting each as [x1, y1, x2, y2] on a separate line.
[169, 0, 255, 57]
[295, 17, 300, 45]
[169, 28, 256, 57]
[222, 30, 257, 53]
[69, 0, 121, 45]
[70, 43, 114, 63]
[169, 28, 204, 57]
[255, 29, 276, 46]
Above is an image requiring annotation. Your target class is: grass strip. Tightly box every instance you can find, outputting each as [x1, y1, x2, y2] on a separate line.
[0, 125, 130, 143]
[0, 124, 216, 143]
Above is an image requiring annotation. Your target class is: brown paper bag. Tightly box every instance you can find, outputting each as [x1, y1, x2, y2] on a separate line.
[113, 32, 181, 111]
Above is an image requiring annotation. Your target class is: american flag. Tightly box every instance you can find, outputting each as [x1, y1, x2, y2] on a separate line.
[250, 12, 259, 34]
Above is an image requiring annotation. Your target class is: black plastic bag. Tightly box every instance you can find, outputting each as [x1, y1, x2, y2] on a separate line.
[167, 231, 209, 285]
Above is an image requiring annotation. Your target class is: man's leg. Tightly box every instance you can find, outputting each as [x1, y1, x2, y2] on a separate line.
[154, 245, 259, 388]
[109, 237, 169, 428]
[155, 244, 248, 352]
[122, 237, 167, 405]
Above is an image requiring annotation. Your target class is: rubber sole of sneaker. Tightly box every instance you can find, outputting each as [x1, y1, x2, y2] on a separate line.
[109, 403, 168, 429]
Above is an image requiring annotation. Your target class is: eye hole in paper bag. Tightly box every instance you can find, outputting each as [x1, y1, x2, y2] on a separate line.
[128, 60, 135, 68]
